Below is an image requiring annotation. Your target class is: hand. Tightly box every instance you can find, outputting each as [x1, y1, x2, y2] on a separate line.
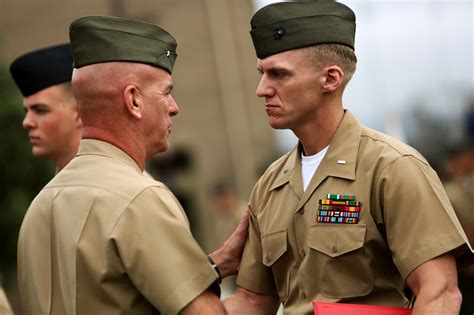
[209, 210, 249, 278]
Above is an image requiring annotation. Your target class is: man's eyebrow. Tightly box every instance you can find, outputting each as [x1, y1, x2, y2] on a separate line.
[257, 66, 290, 73]
[23, 103, 50, 109]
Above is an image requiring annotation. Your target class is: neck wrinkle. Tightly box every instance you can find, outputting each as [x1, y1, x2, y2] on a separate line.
[81, 126, 145, 171]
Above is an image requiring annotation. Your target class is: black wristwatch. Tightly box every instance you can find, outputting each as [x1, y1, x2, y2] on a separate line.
[207, 255, 222, 284]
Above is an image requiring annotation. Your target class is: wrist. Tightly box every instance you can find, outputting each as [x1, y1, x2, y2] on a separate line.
[208, 247, 236, 279]
[207, 255, 222, 283]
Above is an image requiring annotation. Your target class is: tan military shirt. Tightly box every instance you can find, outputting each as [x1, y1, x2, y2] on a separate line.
[0, 286, 13, 315]
[18, 139, 218, 315]
[237, 111, 470, 314]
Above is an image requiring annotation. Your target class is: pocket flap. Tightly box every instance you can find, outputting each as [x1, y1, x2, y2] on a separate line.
[261, 228, 287, 266]
[308, 224, 366, 257]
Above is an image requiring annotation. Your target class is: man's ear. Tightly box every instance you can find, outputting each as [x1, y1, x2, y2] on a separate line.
[321, 65, 344, 93]
[123, 85, 142, 119]
[71, 101, 83, 128]
[74, 111, 83, 128]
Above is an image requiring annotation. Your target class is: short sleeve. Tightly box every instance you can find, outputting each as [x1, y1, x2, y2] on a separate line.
[376, 156, 469, 279]
[236, 203, 277, 295]
[111, 186, 218, 314]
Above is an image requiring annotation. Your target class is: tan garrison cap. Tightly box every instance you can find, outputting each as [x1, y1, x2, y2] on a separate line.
[69, 16, 177, 74]
[250, 1, 356, 59]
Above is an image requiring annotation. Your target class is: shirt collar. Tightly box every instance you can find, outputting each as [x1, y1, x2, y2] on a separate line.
[76, 139, 142, 174]
[269, 110, 362, 192]
[323, 110, 361, 181]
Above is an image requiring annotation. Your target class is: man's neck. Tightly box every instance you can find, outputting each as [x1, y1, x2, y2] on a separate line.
[81, 126, 146, 170]
[55, 150, 77, 172]
[294, 103, 344, 156]
[55, 130, 82, 172]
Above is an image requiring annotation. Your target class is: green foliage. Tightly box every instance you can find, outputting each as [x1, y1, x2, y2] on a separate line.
[0, 62, 54, 275]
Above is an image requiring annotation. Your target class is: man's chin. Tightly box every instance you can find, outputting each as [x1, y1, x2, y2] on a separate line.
[268, 120, 287, 130]
[147, 143, 170, 159]
[32, 147, 50, 159]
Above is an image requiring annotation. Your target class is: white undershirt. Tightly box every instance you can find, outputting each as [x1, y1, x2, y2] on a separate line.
[301, 146, 329, 191]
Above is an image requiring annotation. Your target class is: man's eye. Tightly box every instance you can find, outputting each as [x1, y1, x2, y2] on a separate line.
[269, 70, 283, 78]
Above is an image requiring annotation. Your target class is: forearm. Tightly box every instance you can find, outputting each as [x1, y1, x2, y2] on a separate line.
[223, 287, 280, 315]
[208, 211, 250, 278]
[412, 286, 462, 315]
[179, 289, 227, 315]
[407, 254, 462, 315]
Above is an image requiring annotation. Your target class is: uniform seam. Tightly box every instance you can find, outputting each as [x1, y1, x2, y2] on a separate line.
[361, 134, 428, 166]
[71, 28, 174, 46]
[108, 185, 170, 238]
[254, 13, 354, 29]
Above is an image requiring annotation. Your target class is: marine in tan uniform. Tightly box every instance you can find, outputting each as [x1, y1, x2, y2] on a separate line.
[224, 2, 472, 314]
[6, 43, 82, 315]
[10, 44, 82, 171]
[17, 16, 247, 315]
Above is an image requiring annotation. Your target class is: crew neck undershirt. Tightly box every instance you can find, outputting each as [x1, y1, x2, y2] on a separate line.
[301, 146, 329, 191]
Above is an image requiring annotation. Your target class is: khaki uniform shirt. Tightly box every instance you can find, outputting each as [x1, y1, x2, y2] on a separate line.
[18, 139, 218, 315]
[0, 287, 13, 315]
[237, 111, 469, 314]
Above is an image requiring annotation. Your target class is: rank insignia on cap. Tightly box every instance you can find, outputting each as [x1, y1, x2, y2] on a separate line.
[273, 26, 286, 40]
[316, 194, 361, 224]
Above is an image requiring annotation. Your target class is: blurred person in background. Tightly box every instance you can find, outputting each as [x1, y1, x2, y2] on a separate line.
[208, 180, 247, 296]
[17, 16, 247, 315]
[10, 43, 82, 172]
[224, 2, 472, 314]
[443, 144, 474, 315]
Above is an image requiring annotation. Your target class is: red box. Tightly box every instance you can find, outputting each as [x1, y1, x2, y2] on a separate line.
[313, 301, 412, 315]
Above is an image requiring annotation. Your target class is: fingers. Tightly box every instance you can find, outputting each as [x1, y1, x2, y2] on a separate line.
[235, 210, 250, 233]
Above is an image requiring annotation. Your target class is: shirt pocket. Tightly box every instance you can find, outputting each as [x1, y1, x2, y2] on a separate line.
[261, 228, 290, 300]
[307, 224, 373, 298]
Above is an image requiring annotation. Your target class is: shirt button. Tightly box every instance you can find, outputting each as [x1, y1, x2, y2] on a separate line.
[332, 245, 338, 253]
[265, 256, 271, 263]
[299, 208, 305, 215]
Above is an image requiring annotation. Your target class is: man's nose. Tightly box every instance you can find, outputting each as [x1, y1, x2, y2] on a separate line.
[256, 76, 273, 97]
[168, 96, 179, 117]
[22, 111, 36, 129]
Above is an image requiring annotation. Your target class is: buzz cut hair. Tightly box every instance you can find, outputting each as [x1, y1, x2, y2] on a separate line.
[304, 44, 357, 89]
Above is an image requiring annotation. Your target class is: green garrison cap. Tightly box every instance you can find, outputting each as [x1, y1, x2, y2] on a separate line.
[69, 16, 177, 74]
[250, 1, 356, 59]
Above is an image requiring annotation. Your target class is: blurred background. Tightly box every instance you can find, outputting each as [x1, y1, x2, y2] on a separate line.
[0, 0, 472, 313]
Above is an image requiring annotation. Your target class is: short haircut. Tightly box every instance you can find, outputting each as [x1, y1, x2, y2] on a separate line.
[304, 44, 357, 89]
